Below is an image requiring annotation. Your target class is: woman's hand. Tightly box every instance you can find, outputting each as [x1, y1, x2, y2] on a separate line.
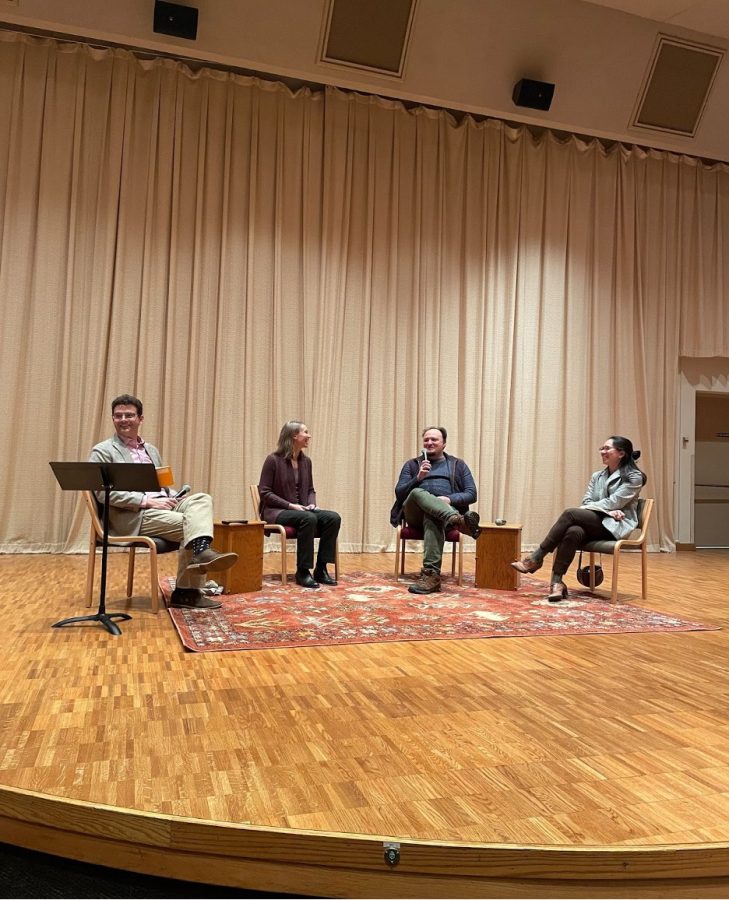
[607, 509, 625, 521]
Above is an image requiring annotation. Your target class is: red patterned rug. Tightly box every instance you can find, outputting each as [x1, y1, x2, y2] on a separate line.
[160, 572, 718, 653]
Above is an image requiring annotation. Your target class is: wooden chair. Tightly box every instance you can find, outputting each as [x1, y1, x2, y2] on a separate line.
[581, 497, 655, 603]
[249, 485, 340, 584]
[83, 491, 179, 614]
[394, 520, 464, 585]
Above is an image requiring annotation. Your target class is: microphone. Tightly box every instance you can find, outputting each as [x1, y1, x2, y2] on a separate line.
[421, 448, 428, 464]
[174, 484, 192, 499]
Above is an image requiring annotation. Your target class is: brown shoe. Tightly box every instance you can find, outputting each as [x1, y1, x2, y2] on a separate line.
[547, 581, 568, 602]
[187, 548, 237, 574]
[451, 511, 482, 539]
[408, 568, 442, 594]
[170, 588, 222, 610]
[511, 556, 543, 574]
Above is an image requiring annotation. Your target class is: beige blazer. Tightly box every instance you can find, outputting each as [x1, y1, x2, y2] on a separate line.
[89, 434, 164, 536]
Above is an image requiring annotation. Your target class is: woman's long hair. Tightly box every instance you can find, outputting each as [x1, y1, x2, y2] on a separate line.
[275, 420, 306, 459]
[609, 435, 647, 485]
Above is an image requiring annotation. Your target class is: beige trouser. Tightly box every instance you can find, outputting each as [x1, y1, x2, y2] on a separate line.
[139, 492, 214, 589]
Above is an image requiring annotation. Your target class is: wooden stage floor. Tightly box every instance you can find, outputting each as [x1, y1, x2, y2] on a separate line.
[2, 549, 729, 897]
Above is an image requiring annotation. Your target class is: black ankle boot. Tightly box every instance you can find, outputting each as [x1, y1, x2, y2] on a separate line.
[313, 565, 337, 586]
[295, 569, 319, 589]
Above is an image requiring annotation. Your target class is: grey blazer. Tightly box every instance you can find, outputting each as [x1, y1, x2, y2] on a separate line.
[581, 467, 644, 539]
[89, 434, 164, 536]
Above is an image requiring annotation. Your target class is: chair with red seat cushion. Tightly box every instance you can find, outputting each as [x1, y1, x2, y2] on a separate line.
[249, 484, 340, 584]
[394, 520, 464, 585]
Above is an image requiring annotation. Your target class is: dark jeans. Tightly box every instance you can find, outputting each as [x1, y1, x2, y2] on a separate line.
[539, 507, 613, 578]
[276, 508, 341, 571]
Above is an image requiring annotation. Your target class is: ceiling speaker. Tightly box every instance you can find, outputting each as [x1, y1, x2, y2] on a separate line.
[153, 1, 198, 41]
[512, 78, 555, 111]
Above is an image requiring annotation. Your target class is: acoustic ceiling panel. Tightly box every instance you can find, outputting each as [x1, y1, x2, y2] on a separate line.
[320, 0, 417, 77]
[632, 36, 724, 136]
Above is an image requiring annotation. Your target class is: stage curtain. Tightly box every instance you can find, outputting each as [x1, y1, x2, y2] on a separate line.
[1, 30, 727, 553]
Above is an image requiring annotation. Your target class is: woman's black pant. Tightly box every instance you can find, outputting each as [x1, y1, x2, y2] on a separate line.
[275, 508, 341, 571]
[539, 508, 613, 578]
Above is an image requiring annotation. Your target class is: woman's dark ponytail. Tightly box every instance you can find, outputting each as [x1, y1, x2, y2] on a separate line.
[609, 436, 647, 486]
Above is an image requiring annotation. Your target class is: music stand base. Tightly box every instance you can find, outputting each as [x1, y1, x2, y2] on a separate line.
[52, 612, 132, 636]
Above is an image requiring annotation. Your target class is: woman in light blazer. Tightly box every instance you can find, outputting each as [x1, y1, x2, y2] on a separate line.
[512, 435, 647, 602]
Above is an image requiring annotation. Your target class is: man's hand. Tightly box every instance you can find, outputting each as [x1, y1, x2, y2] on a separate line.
[607, 509, 625, 521]
[437, 496, 452, 505]
[146, 496, 178, 510]
[289, 503, 306, 511]
[417, 460, 431, 481]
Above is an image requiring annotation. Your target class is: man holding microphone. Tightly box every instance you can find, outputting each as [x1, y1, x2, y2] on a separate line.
[390, 426, 481, 594]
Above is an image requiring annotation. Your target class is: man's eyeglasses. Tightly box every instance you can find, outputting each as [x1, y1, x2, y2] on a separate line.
[113, 413, 138, 420]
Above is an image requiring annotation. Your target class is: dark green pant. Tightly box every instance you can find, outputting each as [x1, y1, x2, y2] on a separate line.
[403, 488, 458, 573]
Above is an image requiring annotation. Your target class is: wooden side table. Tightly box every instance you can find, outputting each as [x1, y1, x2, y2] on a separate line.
[212, 521, 264, 594]
[475, 523, 522, 591]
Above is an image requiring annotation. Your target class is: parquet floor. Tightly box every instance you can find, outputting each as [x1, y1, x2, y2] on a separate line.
[2, 548, 729, 854]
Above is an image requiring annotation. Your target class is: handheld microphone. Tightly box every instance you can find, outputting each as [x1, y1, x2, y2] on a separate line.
[174, 484, 192, 499]
[421, 448, 428, 464]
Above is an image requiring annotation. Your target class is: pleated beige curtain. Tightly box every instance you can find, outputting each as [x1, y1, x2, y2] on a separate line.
[1, 30, 727, 554]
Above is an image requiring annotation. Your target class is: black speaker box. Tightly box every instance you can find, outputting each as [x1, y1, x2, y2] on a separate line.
[153, 1, 198, 41]
[512, 78, 555, 111]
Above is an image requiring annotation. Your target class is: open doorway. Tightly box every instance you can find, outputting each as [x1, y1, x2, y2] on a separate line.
[677, 359, 729, 549]
[694, 392, 729, 548]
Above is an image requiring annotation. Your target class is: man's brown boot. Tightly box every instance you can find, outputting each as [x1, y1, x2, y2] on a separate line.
[187, 548, 237, 573]
[408, 568, 442, 594]
[450, 510, 482, 539]
[170, 588, 222, 610]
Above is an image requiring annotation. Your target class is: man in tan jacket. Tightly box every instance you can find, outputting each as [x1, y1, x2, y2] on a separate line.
[90, 393, 236, 609]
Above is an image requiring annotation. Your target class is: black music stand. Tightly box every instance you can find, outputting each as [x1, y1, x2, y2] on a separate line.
[49, 461, 161, 636]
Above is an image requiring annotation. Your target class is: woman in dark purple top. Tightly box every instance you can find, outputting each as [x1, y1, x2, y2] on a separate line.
[258, 420, 341, 588]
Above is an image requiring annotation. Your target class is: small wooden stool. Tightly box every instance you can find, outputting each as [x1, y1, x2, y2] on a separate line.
[212, 521, 264, 594]
[475, 523, 522, 591]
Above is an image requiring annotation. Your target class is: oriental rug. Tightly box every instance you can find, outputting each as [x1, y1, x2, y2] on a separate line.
[161, 572, 717, 653]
